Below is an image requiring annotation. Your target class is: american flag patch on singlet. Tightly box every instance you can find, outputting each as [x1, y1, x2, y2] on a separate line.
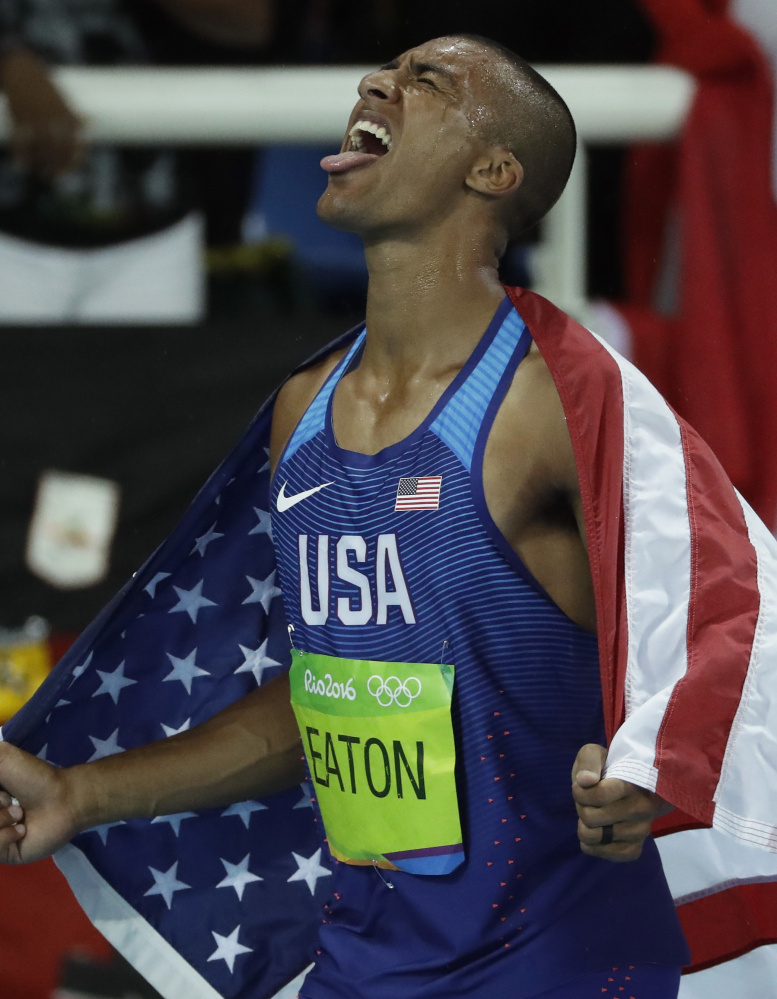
[394, 476, 443, 510]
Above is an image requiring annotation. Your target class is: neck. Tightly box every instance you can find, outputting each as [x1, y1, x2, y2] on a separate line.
[360, 222, 507, 376]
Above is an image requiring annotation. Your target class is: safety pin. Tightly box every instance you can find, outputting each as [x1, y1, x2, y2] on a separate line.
[287, 623, 301, 655]
[440, 640, 450, 664]
[372, 859, 395, 889]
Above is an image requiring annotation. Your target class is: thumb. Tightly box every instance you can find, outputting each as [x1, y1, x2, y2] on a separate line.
[571, 743, 608, 788]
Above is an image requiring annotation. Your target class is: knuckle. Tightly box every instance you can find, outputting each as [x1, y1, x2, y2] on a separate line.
[613, 844, 643, 863]
[577, 823, 600, 846]
[578, 806, 602, 827]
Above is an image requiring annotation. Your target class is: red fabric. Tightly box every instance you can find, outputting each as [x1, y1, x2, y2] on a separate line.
[506, 286, 777, 974]
[506, 287, 628, 740]
[677, 882, 777, 972]
[506, 288, 762, 815]
[638, 0, 761, 76]
[654, 812, 777, 973]
[0, 860, 112, 999]
[654, 421, 760, 814]
[623, 2, 777, 528]
[0, 632, 100, 999]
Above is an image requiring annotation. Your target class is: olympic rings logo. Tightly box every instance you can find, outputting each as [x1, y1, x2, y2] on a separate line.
[367, 674, 422, 708]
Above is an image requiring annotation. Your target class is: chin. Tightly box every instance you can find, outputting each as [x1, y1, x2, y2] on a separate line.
[316, 187, 369, 235]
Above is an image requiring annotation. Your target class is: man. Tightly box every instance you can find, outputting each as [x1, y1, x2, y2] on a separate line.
[0, 34, 774, 999]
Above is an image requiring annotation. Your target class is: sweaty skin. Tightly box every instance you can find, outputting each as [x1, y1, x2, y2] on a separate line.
[0, 36, 668, 869]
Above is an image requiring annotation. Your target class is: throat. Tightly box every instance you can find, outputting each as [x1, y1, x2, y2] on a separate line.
[331, 366, 457, 457]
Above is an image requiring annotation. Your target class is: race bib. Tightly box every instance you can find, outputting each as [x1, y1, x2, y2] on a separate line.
[289, 651, 463, 875]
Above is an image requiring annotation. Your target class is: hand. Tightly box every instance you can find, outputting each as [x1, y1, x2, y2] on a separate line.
[0, 742, 81, 865]
[0, 47, 84, 180]
[571, 744, 672, 862]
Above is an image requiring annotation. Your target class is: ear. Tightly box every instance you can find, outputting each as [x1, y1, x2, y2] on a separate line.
[465, 150, 524, 198]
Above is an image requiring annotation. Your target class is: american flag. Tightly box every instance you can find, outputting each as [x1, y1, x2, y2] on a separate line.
[513, 286, 777, 997]
[3, 293, 777, 999]
[394, 476, 442, 511]
[0, 395, 333, 999]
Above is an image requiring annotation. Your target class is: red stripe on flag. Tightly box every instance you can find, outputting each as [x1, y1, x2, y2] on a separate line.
[653, 424, 761, 820]
[677, 881, 777, 973]
[508, 286, 629, 738]
[652, 808, 709, 838]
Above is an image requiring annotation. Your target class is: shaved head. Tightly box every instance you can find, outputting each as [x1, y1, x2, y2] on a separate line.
[453, 34, 577, 236]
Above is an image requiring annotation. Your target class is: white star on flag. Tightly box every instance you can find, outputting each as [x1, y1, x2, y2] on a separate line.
[216, 855, 263, 900]
[36, 744, 48, 762]
[242, 571, 282, 613]
[249, 507, 272, 537]
[169, 580, 217, 623]
[151, 812, 197, 836]
[235, 639, 281, 685]
[207, 925, 252, 973]
[68, 651, 93, 686]
[93, 661, 137, 705]
[144, 572, 171, 598]
[88, 729, 125, 761]
[164, 648, 209, 694]
[91, 820, 125, 845]
[221, 800, 268, 829]
[161, 718, 191, 737]
[144, 861, 191, 908]
[191, 522, 224, 557]
[286, 848, 332, 895]
[293, 782, 314, 809]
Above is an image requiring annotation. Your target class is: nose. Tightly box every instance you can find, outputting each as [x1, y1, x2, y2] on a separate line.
[357, 68, 400, 104]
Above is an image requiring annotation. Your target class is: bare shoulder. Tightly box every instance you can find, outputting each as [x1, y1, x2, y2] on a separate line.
[269, 347, 349, 474]
[484, 341, 595, 630]
[490, 342, 577, 492]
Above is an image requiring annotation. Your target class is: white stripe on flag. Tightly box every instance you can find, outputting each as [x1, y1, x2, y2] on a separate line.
[656, 826, 777, 904]
[678, 944, 777, 998]
[593, 336, 693, 792]
[55, 843, 223, 999]
[712, 493, 777, 848]
[270, 964, 314, 999]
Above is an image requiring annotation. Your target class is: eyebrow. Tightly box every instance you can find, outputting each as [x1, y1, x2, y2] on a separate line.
[379, 58, 456, 82]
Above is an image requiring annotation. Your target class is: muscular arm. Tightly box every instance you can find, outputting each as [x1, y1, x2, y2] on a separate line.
[0, 352, 345, 867]
[484, 343, 595, 631]
[487, 346, 671, 858]
[0, 673, 302, 865]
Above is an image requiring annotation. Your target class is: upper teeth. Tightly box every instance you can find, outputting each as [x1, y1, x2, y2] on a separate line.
[349, 119, 393, 151]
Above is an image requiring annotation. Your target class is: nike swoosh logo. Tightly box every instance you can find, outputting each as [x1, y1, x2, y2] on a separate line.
[276, 480, 334, 512]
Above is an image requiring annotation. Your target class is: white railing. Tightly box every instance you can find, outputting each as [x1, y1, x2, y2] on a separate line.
[0, 65, 695, 315]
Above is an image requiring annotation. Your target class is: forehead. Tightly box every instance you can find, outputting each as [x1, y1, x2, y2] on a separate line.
[392, 36, 493, 84]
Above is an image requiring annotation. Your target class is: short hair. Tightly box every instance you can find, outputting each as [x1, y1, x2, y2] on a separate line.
[452, 34, 577, 236]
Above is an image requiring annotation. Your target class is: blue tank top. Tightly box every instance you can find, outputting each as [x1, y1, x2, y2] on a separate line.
[271, 298, 689, 998]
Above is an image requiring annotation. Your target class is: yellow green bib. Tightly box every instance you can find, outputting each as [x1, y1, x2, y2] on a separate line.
[289, 651, 464, 875]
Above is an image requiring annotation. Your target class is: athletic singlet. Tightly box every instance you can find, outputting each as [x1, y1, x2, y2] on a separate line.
[271, 298, 689, 999]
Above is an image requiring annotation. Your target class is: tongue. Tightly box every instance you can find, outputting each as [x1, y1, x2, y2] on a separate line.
[321, 150, 380, 173]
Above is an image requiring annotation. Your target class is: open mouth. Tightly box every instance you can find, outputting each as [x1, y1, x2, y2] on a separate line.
[348, 119, 393, 156]
[320, 115, 394, 174]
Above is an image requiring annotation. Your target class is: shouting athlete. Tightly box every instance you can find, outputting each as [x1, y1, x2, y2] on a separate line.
[2, 33, 745, 998]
